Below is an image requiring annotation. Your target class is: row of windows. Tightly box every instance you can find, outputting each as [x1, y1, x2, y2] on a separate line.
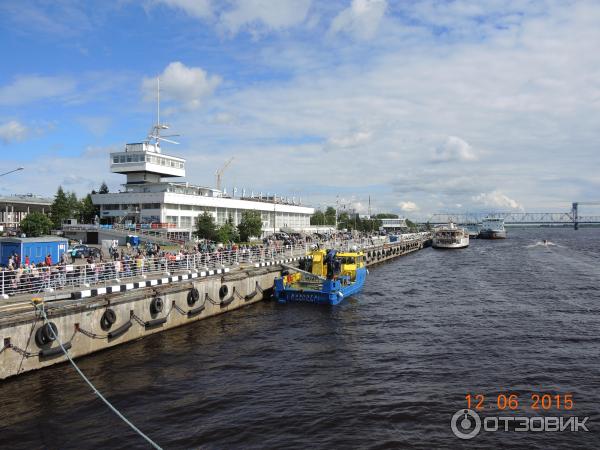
[101, 203, 160, 210]
[164, 204, 213, 212]
[112, 153, 184, 169]
[163, 212, 310, 229]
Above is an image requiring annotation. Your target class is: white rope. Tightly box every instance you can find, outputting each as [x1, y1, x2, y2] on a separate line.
[35, 303, 162, 450]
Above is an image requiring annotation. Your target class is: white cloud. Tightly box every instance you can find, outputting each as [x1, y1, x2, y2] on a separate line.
[78, 116, 112, 136]
[220, 0, 312, 35]
[432, 136, 478, 162]
[154, 0, 213, 19]
[398, 201, 419, 212]
[0, 120, 28, 144]
[142, 62, 221, 110]
[212, 112, 236, 124]
[472, 191, 523, 210]
[0, 75, 76, 106]
[330, 0, 387, 40]
[351, 201, 367, 213]
[326, 130, 372, 150]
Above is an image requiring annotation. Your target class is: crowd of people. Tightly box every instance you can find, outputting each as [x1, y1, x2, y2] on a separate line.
[0, 231, 378, 296]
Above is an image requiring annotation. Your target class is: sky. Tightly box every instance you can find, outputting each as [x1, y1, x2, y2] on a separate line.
[0, 0, 599, 219]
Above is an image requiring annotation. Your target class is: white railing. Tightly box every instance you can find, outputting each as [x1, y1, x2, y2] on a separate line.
[0, 234, 431, 298]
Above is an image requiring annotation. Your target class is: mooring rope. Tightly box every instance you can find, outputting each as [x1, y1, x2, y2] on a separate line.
[34, 302, 162, 450]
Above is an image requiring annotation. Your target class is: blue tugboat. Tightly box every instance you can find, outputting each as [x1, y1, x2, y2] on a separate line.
[274, 248, 367, 305]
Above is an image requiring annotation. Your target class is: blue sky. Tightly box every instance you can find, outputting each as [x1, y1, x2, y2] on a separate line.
[0, 0, 599, 218]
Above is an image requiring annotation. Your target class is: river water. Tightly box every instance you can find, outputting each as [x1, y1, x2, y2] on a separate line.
[1, 228, 599, 449]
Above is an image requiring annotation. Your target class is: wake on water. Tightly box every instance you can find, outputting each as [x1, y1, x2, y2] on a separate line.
[526, 240, 563, 248]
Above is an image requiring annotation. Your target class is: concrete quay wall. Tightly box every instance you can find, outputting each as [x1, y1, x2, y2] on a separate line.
[0, 235, 431, 380]
[0, 267, 279, 380]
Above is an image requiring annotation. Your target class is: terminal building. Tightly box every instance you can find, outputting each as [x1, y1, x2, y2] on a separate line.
[380, 217, 408, 233]
[0, 194, 53, 232]
[91, 127, 314, 238]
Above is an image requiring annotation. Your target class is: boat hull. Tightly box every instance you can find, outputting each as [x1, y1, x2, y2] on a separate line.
[274, 268, 367, 305]
[432, 241, 469, 249]
[478, 230, 507, 239]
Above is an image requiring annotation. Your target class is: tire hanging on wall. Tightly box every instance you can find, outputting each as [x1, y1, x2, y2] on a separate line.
[219, 284, 229, 300]
[100, 308, 117, 331]
[150, 297, 164, 315]
[35, 322, 58, 347]
[187, 288, 200, 306]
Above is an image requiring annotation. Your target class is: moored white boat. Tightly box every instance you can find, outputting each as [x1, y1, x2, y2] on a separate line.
[478, 217, 507, 239]
[432, 222, 469, 249]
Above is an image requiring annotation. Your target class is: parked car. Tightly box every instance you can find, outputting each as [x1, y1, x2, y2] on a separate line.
[70, 245, 101, 259]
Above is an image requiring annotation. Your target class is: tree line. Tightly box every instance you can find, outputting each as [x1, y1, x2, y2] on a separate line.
[19, 182, 109, 237]
[194, 211, 262, 243]
[309, 206, 390, 232]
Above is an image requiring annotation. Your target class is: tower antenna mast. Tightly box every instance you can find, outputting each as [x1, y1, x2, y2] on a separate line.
[147, 77, 180, 148]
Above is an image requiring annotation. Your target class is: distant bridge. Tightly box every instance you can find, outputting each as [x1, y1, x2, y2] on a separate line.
[429, 202, 600, 229]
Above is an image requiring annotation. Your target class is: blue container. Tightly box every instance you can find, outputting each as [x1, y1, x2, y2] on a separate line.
[126, 235, 140, 247]
[0, 237, 69, 266]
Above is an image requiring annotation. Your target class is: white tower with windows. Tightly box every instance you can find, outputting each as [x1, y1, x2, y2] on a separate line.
[111, 78, 185, 185]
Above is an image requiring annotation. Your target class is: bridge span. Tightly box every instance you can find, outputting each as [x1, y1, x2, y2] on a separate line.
[429, 202, 600, 229]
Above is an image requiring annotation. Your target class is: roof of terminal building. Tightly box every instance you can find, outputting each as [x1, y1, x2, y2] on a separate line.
[0, 194, 53, 205]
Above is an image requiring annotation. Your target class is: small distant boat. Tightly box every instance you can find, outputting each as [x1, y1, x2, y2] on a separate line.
[432, 222, 469, 249]
[479, 217, 507, 239]
[274, 248, 367, 305]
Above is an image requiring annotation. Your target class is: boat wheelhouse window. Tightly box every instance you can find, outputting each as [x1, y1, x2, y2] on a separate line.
[119, 155, 126, 163]
[113, 156, 119, 163]
[338, 256, 356, 264]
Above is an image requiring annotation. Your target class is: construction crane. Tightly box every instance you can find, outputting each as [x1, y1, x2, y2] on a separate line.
[215, 157, 234, 191]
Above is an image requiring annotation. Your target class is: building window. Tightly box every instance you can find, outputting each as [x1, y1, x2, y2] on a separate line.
[166, 216, 178, 226]
[180, 216, 192, 229]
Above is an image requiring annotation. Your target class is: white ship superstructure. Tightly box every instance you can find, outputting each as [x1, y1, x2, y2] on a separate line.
[479, 217, 507, 239]
[432, 222, 469, 249]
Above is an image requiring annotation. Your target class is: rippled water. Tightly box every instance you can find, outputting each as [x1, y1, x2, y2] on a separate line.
[1, 228, 599, 449]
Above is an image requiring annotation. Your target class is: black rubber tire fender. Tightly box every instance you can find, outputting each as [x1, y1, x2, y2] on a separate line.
[42, 322, 58, 343]
[150, 297, 164, 315]
[100, 309, 117, 331]
[35, 326, 48, 347]
[187, 288, 200, 306]
[219, 284, 229, 300]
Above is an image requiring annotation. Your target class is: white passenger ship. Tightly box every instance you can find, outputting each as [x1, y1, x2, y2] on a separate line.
[478, 217, 507, 239]
[432, 222, 469, 249]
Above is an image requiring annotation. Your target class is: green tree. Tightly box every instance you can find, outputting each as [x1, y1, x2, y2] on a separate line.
[337, 212, 350, 230]
[20, 211, 53, 237]
[375, 213, 399, 219]
[237, 210, 262, 241]
[78, 194, 98, 223]
[99, 181, 109, 194]
[194, 212, 217, 240]
[310, 210, 325, 226]
[217, 222, 239, 243]
[324, 206, 337, 225]
[405, 219, 419, 231]
[67, 192, 79, 216]
[50, 186, 71, 228]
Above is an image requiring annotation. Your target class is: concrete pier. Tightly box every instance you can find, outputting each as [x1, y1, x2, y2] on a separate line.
[0, 235, 431, 380]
